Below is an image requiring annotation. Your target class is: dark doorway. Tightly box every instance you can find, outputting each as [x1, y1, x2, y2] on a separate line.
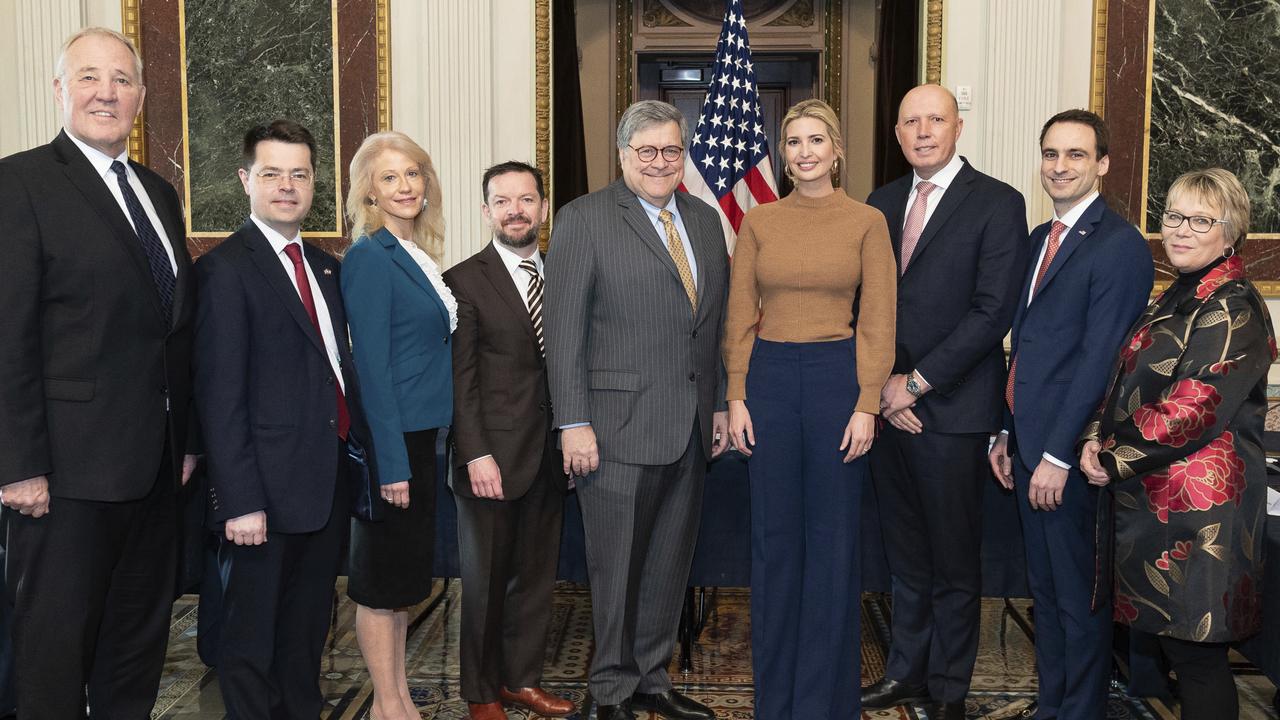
[636, 52, 819, 196]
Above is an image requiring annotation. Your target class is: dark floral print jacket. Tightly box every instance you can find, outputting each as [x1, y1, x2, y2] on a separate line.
[1084, 255, 1275, 642]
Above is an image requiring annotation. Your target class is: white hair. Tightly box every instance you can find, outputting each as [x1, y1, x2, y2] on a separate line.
[54, 27, 144, 84]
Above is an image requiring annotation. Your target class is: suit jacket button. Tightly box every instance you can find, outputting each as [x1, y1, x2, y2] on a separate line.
[328, 419, 337, 429]
[326, 376, 335, 385]
[443, 336, 449, 344]
[691, 329, 698, 338]
[688, 372, 696, 381]
[160, 386, 168, 395]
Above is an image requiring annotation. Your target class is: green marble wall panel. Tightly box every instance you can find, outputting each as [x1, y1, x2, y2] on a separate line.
[184, 0, 340, 234]
[1147, 0, 1279, 235]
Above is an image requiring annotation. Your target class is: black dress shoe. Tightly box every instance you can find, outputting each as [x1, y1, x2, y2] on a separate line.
[926, 700, 966, 719]
[630, 689, 715, 720]
[861, 677, 931, 709]
[595, 703, 638, 720]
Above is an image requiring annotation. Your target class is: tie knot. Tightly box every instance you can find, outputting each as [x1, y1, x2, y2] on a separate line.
[659, 209, 674, 224]
[282, 242, 304, 265]
[1049, 220, 1068, 242]
[518, 258, 539, 277]
[916, 180, 937, 198]
[110, 160, 127, 177]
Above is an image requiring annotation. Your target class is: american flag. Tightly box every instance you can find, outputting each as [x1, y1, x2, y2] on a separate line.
[680, 0, 779, 253]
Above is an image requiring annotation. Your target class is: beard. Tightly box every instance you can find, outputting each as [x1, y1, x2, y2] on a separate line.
[494, 216, 541, 249]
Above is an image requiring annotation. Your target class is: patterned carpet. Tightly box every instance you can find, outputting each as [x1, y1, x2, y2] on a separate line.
[153, 580, 1278, 719]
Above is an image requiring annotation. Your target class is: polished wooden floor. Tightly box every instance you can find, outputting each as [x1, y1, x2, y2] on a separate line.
[152, 580, 1278, 719]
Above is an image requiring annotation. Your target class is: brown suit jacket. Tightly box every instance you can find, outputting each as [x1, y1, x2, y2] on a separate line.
[443, 242, 559, 500]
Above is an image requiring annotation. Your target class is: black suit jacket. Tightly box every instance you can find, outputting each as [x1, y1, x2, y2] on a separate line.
[0, 131, 196, 499]
[866, 158, 1030, 434]
[193, 220, 373, 533]
[443, 243, 561, 501]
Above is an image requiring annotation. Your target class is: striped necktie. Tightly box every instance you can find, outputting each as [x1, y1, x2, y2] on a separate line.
[518, 259, 544, 355]
[110, 160, 175, 325]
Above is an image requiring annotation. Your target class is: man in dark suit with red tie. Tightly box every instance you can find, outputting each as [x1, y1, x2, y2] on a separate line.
[443, 161, 575, 720]
[194, 120, 374, 719]
[989, 110, 1153, 720]
[0, 27, 199, 718]
[861, 84, 1030, 720]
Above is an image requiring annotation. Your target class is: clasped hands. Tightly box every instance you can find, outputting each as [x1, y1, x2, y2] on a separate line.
[879, 373, 923, 434]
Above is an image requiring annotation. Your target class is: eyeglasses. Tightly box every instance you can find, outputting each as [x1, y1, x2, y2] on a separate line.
[1161, 211, 1228, 233]
[256, 169, 314, 187]
[628, 145, 684, 162]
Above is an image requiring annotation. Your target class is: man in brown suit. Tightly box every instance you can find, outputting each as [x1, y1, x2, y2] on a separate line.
[442, 161, 574, 720]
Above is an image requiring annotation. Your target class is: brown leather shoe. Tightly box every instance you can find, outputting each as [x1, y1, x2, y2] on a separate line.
[500, 686, 576, 717]
[468, 701, 507, 720]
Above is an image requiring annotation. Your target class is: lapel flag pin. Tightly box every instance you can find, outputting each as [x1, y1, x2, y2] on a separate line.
[1079, 230, 1087, 235]
[323, 268, 333, 275]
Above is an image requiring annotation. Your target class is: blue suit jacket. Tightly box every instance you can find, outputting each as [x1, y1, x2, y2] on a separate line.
[341, 227, 453, 484]
[1004, 195, 1154, 469]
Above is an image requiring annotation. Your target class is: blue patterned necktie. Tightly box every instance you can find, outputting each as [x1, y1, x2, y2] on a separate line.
[110, 160, 175, 325]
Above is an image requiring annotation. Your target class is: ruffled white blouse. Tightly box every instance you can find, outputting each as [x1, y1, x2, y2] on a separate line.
[397, 237, 458, 333]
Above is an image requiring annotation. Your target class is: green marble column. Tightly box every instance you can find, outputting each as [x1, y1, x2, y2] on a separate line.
[184, 0, 340, 234]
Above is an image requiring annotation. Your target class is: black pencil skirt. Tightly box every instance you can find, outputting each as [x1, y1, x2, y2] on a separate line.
[347, 428, 438, 609]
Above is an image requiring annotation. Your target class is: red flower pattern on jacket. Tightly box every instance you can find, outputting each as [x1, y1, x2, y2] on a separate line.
[1269, 335, 1277, 362]
[1120, 325, 1154, 374]
[1225, 573, 1262, 638]
[1195, 255, 1244, 300]
[1133, 378, 1220, 448]
[1114, 592, 1139, 624]
[1141, 432, 1246, 523]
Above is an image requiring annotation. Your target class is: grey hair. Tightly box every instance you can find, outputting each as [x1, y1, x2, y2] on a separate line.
[616, 100, 688, 150]
[54, 27, 144, 84]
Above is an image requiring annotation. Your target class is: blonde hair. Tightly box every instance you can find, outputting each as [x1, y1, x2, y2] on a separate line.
[780, 98, 845, 172]
[1167, 168, 1250, 250]
[55, 27, 143, 84]
[345, 131, 445, 262]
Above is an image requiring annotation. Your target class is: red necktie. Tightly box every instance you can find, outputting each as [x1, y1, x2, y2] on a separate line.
[283, 243, 350, 439]
[899, 180, 937, 273]
[1005, 220, 1068, 413]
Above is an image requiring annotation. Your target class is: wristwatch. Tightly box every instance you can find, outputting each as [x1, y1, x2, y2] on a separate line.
[904, 371, 924, 399]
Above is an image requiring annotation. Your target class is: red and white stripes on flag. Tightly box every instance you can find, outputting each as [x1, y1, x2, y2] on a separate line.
[679, 0, 779, 255]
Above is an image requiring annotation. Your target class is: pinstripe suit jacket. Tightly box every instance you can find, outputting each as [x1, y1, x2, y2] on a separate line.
[544, 179, 728, 466]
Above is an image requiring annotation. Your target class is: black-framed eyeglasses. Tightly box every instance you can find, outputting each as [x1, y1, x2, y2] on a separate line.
[1161, 211, 1228, 234]
[628, 144, 684, 162]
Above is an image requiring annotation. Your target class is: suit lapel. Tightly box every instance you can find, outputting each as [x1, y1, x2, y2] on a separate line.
[478, 243, 539, 345]
[134, 163, 191, 330]
[904, 161, 975, 275]
[378, 229, 451, 331]
[54, 132, 168, 324]
[883, 176, 910, 262]
[1030, 195, 1106, 303]
[677, 192, 717, 322]
[242, 221, 328, 357]
[614, 181, 683, 285]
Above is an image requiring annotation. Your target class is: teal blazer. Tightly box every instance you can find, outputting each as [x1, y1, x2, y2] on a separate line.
[341, 227, 453, 484]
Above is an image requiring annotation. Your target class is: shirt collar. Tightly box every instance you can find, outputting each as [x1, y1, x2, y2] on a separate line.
[491, 238, 542, 274]
[1052, 190, 1100, 230]
[911, 153, 964, 193]
[249, 214, 302, 255]
[65, 130, 129, 180]
[636, 194, 680, 225]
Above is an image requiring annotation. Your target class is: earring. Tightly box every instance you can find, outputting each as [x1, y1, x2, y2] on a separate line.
[367, 197, 377, 206]
[832, 158, 840, 175]
[1223, 245, 1236, 258]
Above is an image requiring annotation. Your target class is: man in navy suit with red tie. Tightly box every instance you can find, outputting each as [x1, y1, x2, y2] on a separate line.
[990, 110, 1153, 720]
[194, 120, 375, 719]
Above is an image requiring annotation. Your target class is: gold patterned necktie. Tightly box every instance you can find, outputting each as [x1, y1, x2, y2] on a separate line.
[658, 209, 697, 311]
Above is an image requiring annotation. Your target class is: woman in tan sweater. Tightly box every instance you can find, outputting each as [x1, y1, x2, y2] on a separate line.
[724, 99, 896, 719]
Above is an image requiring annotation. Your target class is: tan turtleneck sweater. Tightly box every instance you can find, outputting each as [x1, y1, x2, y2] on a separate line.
[723, 189, 896, 414]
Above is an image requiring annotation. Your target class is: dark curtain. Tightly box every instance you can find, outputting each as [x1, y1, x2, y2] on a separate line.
[873, 0, 919, 187]
[553, 0, 589, 209]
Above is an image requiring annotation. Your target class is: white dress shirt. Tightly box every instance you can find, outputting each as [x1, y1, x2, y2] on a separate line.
[902, 152, 964, 392]
[250, 215, 345, 392]
[491, 238, 543, 311]
[397, 237, 458, 332]
[901, 152, 965, 235]
[66, 131, 178, 274]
